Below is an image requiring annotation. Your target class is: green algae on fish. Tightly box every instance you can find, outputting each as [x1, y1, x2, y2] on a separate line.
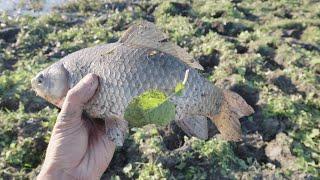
[124, 90, 175, 127]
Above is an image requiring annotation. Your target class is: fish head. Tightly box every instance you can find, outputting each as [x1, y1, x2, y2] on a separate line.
[31, 63, 69, 107]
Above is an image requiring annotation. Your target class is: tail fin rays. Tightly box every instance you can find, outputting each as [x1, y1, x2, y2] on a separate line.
[210, 90, 254, 141]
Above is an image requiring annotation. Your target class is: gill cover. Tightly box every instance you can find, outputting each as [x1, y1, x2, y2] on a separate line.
[31, 63, 70, 107]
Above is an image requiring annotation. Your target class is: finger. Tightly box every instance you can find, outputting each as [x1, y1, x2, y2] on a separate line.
[97, 136, 116, 176]
[58, 73, 99, 122]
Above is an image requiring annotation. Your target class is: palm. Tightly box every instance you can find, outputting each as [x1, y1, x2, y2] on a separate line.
[39, 74, 115, 179]
[45, 115, 115, 178]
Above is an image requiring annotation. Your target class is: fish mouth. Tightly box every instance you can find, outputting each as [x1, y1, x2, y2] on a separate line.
[31, 77, 37, 88]
[31, 77, 64, 108]
[31, 77, 52, 101]
[31, 76, 45, 97]
[31, 77, 40, 96]
[31, 77, 65, 108]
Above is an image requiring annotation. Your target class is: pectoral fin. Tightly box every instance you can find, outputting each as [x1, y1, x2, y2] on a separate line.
[105, 117, 128, 146]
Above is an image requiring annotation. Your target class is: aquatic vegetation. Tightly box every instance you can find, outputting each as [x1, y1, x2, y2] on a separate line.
[124, 90, 175, 127]
[0, 0, 319, 179]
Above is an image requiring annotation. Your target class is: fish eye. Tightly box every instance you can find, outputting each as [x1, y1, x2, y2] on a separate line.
[37, 74, 44, 84]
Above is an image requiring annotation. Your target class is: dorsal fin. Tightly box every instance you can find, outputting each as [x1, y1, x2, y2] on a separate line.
[119, 20, 204, 70]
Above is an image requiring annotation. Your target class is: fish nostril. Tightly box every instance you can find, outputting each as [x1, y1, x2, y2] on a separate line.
[37, 74, 44, 84]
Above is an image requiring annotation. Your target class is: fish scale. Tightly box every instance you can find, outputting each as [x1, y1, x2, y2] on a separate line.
[31, 21, 254, 146]
[61, 43, 220, 119]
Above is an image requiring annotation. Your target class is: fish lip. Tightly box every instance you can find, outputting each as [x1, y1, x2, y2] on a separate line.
[31, 72, 67, 108]
[30, 77, 39, 94]
[31, 76, 46, 97]
[30, 77, 36, 88]
[31, 78, 62, 107]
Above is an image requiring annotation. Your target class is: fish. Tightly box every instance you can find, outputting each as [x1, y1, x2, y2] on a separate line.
[31, 20, 254, 146]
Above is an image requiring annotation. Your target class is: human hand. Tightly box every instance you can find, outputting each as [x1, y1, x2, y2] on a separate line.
[37, 74, 116, 180]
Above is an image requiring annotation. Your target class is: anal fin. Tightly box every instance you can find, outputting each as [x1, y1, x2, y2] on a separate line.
[176, 115, 208, 140]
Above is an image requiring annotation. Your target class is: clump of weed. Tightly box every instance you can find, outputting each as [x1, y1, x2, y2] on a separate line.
[1, 0, 320, 179]
[301, 26, 320, 46]
[192, 138, 248, 177]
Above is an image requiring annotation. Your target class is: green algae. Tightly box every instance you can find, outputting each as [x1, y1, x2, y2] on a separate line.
[124, 90, 175, 127]
[1, 0, 320, 179]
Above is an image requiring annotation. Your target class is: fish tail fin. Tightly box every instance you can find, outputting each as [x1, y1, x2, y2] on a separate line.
[209, 90, 254, 141]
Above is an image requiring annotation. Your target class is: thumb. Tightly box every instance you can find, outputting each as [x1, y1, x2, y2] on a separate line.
[58, 73, 99, 123]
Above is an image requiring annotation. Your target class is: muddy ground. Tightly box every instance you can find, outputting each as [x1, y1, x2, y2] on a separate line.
[0, 0, 319, 179]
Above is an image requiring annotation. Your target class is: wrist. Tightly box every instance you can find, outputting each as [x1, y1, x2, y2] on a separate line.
[37, 167, 75, 180]
[37, 164, 103, 180]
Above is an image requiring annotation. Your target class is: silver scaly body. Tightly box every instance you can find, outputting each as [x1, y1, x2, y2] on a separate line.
[61, 43, 223, 123]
